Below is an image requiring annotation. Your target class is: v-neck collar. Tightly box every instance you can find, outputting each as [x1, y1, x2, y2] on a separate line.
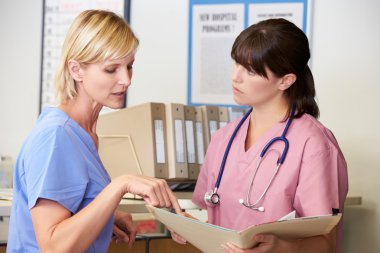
[46, 107, 111, 182]
[236, 114, 286, 165]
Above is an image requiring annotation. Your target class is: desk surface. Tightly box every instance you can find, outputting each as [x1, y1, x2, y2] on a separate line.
[0, 190, 198, 217]
[0, 188, 362, 217]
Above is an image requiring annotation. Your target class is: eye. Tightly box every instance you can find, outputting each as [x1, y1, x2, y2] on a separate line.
[127, 64, 133, 71]
[105, 68, 116, 74]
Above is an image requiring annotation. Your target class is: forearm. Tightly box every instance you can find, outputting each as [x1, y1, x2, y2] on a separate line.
[39, 176, 126, 253]
[33, 174, 180, 253]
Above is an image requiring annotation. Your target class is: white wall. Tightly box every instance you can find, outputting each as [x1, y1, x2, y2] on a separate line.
[0, 0, 42, 158]
[312, 1, 380, 252]
[0, 0, 379, 252]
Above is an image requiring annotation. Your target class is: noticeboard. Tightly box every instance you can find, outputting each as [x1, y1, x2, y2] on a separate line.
[188, 0, 313, 107]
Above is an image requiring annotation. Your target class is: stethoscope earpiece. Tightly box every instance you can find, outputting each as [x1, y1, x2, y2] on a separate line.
[239, 199, 265, 212]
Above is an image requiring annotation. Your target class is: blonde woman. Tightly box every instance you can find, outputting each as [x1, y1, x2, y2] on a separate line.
[7, 10, 181, 253]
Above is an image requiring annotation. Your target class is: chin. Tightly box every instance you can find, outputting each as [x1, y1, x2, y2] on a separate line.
[105, 103, 124, 110]
[233, 97, 246, 106]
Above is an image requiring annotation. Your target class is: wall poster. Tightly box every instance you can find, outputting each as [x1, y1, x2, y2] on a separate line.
[188, 0, 313, 107]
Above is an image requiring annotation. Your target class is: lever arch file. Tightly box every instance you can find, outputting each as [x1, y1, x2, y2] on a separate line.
[200, 105, 219, 149]
[218, 106, 229, 128]
[165, 103, 188, 179]
[97, 102, 169, 179]
[194, 106, 205, 165]
[228, 107, 247, 122]
[184, 105, 199, 180]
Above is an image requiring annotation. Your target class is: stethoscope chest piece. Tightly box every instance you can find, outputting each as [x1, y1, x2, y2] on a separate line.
[204, 189, 220, 205]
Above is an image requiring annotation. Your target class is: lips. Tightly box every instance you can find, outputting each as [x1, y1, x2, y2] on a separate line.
[233, 86, 242, 93]
[112, 91, 126, 96]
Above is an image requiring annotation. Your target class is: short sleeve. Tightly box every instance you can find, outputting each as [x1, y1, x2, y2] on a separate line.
[192, 162, 208, 209]
[24, 126, 89, 213]
[294, 147, 348, 217]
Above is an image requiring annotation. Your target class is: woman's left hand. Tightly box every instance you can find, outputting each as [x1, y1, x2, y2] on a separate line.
[112, 210, 137, 248]
[221, 234, 294, 253]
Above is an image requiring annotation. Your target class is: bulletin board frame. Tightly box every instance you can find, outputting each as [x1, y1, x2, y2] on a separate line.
[187, 0, 313, 107]
[39, 0, 131, 113]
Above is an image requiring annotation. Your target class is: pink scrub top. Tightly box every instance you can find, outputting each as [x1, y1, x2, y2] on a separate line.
[192, 113, 348, 253]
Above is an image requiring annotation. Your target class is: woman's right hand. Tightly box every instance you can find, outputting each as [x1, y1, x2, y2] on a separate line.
[170, 212, 198, 244]
[170, 229, 187, 244]
[114, 174, 182, 214]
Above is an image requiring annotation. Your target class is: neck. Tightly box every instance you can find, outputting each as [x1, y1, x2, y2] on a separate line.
[251, 104, 289, 130]
[59, 97, 102, 148]
[245, 100, 289, 151]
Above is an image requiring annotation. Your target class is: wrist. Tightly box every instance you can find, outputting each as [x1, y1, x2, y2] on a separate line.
[111, 175, 131, 199]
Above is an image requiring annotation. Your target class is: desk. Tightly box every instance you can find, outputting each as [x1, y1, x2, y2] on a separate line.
[0, 190, 363, 253]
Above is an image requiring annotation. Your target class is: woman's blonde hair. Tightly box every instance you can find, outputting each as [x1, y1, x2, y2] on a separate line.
[54, 9, 139, 103]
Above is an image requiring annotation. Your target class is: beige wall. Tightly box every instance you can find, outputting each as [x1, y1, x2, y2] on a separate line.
[0, 0, 379, 252]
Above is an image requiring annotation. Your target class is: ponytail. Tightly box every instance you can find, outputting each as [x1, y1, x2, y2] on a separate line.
[287, 65, 319, 118]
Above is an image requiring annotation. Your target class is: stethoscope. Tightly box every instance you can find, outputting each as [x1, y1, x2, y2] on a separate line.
[204, 106, 295, 212]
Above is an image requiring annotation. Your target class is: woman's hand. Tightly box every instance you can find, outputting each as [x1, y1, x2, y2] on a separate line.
[170, 212, 198, 245]
[222, 234, 294, 252]
[112, 210, 137, 248]
[115, 174, 182, 213]
[170, 229, 187, 245]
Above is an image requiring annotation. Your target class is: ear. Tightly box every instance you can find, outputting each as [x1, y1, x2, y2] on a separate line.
[67, 59, 83, 82]
[278, 73, 296, 91]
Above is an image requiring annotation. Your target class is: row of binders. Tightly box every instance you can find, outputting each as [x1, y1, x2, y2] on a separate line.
[97, 102, 249, 181]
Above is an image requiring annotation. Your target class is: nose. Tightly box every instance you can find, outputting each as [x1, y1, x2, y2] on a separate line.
[232, 63, 243, 83]
[118, 67, 132, 87]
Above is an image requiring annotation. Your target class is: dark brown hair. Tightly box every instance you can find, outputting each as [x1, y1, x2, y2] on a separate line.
[231, 18, 319, 118]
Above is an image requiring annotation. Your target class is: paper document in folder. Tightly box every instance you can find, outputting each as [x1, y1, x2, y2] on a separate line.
[147, 206, 341, 253]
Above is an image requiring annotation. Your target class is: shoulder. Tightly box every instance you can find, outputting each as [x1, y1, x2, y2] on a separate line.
[291, 114, 343, 158]
[23, 108, 76, 153]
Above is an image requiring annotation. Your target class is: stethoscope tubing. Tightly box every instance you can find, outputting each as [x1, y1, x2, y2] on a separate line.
[260, 108, 294, 164]
[214, 107, 253, 191]
[206, 105, 296, 208]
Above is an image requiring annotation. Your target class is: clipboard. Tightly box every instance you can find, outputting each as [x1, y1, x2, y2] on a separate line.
[146, 206, 341, 253]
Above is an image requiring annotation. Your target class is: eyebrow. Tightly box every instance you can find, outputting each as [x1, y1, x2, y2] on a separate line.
[104, 58, 135, 66]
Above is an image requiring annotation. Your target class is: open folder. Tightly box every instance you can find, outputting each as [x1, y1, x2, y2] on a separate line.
[146, 206, 341, 253]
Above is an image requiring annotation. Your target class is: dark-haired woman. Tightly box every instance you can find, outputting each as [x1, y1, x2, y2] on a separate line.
[190, 18, 348, 253]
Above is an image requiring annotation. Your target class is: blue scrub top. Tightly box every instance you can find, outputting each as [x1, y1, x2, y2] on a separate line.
[7, 107, 113, 253]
